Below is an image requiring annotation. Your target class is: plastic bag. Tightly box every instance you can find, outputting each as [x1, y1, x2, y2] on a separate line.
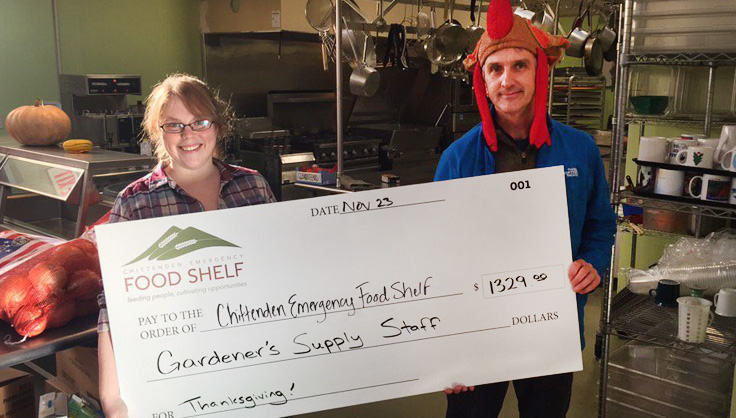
[0, 232, 102, 339]
[627, 230, 736, 295]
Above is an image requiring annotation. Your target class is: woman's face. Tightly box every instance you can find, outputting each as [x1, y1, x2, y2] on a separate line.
[159, 95, 218, 173]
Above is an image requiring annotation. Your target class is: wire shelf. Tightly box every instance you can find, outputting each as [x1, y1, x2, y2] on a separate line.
[625, 113, 736, 127]
[626, 52, 736, 66]
[618, 190, 736, 220]
[617, 220, 692, 240]
[611, 288, 736, 359]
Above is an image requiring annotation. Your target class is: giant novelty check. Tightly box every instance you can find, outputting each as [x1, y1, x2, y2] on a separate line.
[96, 166, 582, 418]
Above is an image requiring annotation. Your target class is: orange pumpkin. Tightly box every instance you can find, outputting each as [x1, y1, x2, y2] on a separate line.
[5, 99, 72, 146]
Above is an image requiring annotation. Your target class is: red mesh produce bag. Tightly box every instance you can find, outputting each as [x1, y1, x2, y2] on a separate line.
[0, 232, 103, 340]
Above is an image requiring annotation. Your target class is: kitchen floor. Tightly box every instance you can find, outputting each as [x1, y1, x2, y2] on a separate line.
[299, 291, 604, 418]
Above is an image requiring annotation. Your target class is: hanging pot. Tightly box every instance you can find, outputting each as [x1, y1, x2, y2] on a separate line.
[583, 34, 604, 76]
[466, 0, 485, 52]
[601, 11, 618, 61]
[567, 27, 590, 58]
[349, 65, 381, 97]
[434, 0, 468, 58]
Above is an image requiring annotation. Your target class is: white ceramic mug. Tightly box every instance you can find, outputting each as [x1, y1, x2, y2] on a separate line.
[655, 168, 685, 196]
[697, 137, 720, 148]
[715, 125, 736, 162]
[668, 138, 693, 163]
[714, 288, 736, 317]
[721, 147, 736, 172]
[688, 173, 731, 202]
[675, 145, 714, 169]
[638, 136, 669, 163]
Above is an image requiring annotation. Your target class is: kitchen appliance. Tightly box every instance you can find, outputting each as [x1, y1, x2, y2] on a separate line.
[350, 123, 442, 174]
[266, 91, 382, 169]
[59, 74, 144, 152]
[450, 76, 480, 140]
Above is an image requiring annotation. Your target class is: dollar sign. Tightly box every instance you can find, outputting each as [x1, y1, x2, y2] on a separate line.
[474, 283, 479, 291]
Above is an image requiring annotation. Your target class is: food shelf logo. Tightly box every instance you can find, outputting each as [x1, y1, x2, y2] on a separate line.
[122, 226, 244, 293]
[126, 226, 239, 265]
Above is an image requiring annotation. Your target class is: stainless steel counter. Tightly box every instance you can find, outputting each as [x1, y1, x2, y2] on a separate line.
[0, 314, 97, 369]
[0, 136, 155, 172]
[0, 136, 155, 238]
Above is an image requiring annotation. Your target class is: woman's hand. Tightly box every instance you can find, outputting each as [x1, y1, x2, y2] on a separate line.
[444, 384, 475, 395]
[102, 397, 129, 418]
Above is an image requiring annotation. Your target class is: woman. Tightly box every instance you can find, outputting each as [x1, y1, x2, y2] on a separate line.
[97, 73, 275, 418]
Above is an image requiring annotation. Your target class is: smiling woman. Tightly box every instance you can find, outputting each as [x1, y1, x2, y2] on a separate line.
[96, 73, 276, 418]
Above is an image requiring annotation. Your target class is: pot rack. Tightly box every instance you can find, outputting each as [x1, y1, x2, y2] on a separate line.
[352, 0, 613, 19]
[333, 0, 615, 185]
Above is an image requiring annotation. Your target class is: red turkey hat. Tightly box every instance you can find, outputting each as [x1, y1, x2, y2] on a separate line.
[463, 0, 569, 151]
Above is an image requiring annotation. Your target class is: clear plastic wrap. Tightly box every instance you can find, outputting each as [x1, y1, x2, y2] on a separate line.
[627, 230, 736, 295]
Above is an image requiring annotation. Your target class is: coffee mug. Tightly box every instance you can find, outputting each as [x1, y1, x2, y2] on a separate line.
[654, 168, 684, 196]
[697, 137, 720, 148]
[682, 133, 705, 140]
[689, 285, 707, 298]
[721, 147, 736, 172]
[688, 174, 731, 202]
[638, 136, 669, 163]
[649, 279, 680, 307]
[715, 125, 736, 162]
[683, 171, 701, 199]
[714, 288, 736, 317]
[636, 165, 656, 194]
[668, 138, 693, 163]
[675, 145, 714, 169]
[730, 178, 736, 205]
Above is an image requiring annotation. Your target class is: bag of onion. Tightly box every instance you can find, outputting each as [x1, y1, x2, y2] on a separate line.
[0, 231, 102, 339]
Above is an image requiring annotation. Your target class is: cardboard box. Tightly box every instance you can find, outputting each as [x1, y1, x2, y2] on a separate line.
[54, 348, 99, 403]
[0, 368, 34, 418]
[296, 167, 336, 185]
[38, 392, 68, 418]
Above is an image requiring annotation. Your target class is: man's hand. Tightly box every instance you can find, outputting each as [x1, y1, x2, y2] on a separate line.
[444, 384, 475, 395]
[568, 259, 600, 294]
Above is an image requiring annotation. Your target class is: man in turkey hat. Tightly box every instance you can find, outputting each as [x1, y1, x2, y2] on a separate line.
[435, 0, 616, 416]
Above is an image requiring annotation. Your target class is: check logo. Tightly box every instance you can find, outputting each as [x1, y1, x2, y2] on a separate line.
[126, 226, 239, 265]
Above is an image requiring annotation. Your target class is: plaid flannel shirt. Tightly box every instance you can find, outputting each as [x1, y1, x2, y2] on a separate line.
[97, 159, 275, 332]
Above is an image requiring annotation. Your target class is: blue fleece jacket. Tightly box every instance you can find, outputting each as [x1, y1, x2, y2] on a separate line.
[434, 118, 616, 348]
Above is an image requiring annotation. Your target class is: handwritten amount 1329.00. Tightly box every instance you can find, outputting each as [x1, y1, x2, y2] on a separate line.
[485, 273, 547, 295]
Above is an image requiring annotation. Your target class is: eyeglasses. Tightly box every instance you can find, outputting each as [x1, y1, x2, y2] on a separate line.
[160, 119, 213, 134]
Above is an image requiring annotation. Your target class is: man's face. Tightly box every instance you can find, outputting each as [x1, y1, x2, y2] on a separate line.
[482, 48, 537, 119]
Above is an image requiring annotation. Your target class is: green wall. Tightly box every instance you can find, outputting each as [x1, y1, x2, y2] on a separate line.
[56, 0, 202, 104]
[0, 0, 201, 133]
[0, 1, 59, 130]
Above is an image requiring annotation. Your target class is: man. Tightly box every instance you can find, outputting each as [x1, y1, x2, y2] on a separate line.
[435, 0, 616, 417]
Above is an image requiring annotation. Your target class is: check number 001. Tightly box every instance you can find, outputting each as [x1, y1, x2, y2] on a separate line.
[478, 265, 565, 299]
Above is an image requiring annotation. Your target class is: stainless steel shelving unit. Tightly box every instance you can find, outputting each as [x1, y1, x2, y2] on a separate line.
[551, 71, 607, 133]
[610, 289, 736, 358]
[619, 190, 736, 220]
[600, 1, 736, 417]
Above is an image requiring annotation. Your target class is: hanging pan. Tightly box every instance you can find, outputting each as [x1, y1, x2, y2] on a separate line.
[466, 0, 485, 52]
[582, 2, 603, 76]
[434, 0, 469, 58]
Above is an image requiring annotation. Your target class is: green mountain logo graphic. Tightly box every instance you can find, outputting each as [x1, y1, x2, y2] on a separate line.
[125, 226, 239, 265]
